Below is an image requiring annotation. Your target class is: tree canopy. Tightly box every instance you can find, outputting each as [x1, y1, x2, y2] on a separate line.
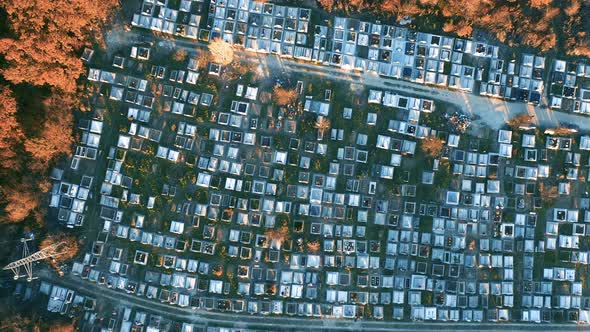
[0, 86, 23, 170]
[23, 94, 75, 172]
[0, 0, 119, 92]
[40, 233, 80, 269]
[420, 136, 444, 158]
[507, 113, 534, 129]
[208, 38, 235, 66]
[273, 86, 298, 106]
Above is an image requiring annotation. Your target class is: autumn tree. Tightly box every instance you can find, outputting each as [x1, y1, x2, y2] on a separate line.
[223, 60, 255, 81]
[265, 225, 290, 242]
[443, 21, 473, 37]
[507, 113, 534, 129]
[0, 91, 71, 225]
[48, 322, 76, 332]
[0, 0, 119, 93]
[172, 49, 188, 62]
[548, 126, 574, 136]
[0, 311, 75, 331]
[306, 240, 321, 254]
[24, 94, 74, 171]
[530, 0, 552, 8]
[212, 264, 223, 277]
[421, 136, 444, 158]
[272, 86, 298, 106]
[563, 0, 590, 57]
[539, 182, 559, 204]
[265, 221, 291, 249]
[314, 116, 331, 140]
[265, 283, 277, 295]
[0, 86, 24, 170]
[40, 233, 80, 269]
[0, 185, 39, 223]
[0, 314, 35, 331]
[208, 38, 234, 66]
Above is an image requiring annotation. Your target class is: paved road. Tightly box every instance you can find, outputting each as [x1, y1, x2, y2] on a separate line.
[37, 269, 588, 331]
[106, 29, 590, 132]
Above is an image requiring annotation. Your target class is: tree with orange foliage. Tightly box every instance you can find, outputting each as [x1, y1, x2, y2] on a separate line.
[443, 21, 473, 37]
[548, 126, 574, 136]
[0, 85, 24, 170]
[563, 1, 590, 57]
[272, 86, 298, 106]
[530, 0, 552, 8]
[208, 38, 234, 66]
[0, 314, 36, 331]
[0, 0, 119, 93]
[24, 95, 74, 171]
[48, 322, 76, 332]
[40, 233, 80, 269]
[317, 0, 334, 12]
[0, 312, 75, 331]
[378, 0, 401, 14]
[306, 240, 321, 254]
[539, 182, 559, 204]
[1, 185, 39, 223]
[420, 136, 444, 158]
[172, 49, 188, 62]
[314, 116, 331, 140]
[265, 222, 291, 249]
[212, 264, 223, 277]
[507, 113, 534, 128]
[223, 59, 255, 81]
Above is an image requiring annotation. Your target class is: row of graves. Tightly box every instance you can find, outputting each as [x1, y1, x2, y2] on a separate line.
[72, 44, 226, 309]
[423, 128, 529, 322]
[39, 282, 96, 316]
[47, 50, 103, 228]
[132, 0, 314, 60]
[209, 0, 312, 58]
[548, 59, 590, 115]
[49, 169, 95, 229]
[368, 91, 524, 321]
[70, 297, 188, 332]
[405, 126, 590, 323]
[316, 18, 544, 103]
[130, 1, 557, 105]
[132, 0, 205, 39]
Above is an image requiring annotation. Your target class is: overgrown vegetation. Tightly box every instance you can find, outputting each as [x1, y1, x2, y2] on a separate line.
[40, 233, 81, 270]
[420, 136, 444, 158]
[507, 113, 534, 129]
